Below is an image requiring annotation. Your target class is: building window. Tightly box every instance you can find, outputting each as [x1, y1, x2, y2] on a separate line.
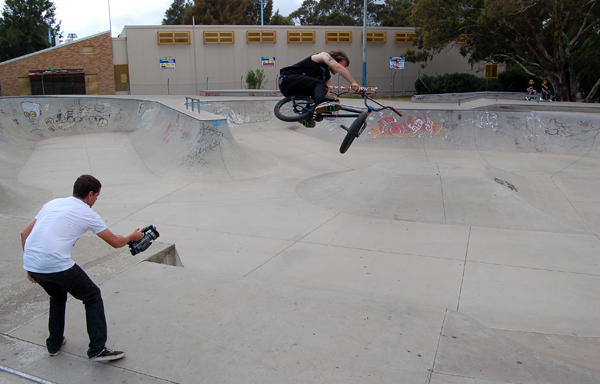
[326, 31, 352, 43]
[395, 32, 416, 43]
[18, 77, 31, 96]
[485, 64, 498, 80]
[288, 31, 315, 43]
[83, 46, 94, 54]
[158, 31, 191, 44]
[247, 31, 276, 43]
[203, 31, 234, 44]
[362, 31, 387, 43]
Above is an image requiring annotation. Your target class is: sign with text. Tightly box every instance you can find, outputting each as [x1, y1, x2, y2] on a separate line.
[261, 57, 275, 66]
[159, 59, 176, 69]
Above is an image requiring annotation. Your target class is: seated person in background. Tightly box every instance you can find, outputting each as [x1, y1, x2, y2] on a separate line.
[526, 79, 537, 100]
[540, 79, 552, 101]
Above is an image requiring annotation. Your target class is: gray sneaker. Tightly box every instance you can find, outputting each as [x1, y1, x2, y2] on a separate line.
[89, 347, 125, 362]
[49, 336, 67, 356]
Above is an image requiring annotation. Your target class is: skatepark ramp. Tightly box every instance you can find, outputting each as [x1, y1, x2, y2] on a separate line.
[0, 96, 275, 214]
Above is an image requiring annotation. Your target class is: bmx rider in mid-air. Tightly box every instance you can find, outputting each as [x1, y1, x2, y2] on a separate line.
[278, 50, 361, 127]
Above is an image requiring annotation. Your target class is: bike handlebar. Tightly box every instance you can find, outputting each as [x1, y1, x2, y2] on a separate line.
[330, 85, 378, 94]
[330, 85, 402, 118]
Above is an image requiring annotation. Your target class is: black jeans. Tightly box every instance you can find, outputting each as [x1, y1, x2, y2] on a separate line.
[29, 264, 107, 358]
[279, 74, 329, 105]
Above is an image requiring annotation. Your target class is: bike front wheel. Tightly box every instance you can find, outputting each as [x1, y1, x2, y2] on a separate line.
[274, 96, 314, 122]
[340, 110, 369, 154]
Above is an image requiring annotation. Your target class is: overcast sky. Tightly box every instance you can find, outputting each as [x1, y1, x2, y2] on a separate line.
[0, 0, 303, 40]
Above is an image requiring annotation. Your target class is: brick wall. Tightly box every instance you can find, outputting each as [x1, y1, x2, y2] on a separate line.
[0, 32, 115, 96]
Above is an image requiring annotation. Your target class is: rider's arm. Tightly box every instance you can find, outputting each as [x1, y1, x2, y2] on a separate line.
[312, 52, 360, 92]
[325, 78, 338, 100]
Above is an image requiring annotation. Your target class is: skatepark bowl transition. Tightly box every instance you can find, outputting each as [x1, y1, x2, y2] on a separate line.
[0, 93, 599, 384]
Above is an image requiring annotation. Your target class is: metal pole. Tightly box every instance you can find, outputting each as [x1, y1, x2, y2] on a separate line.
[193, 16, 198, 95]
[108, 0, 112, 36]
[261, 0, 264, 25]
[362, 0, 367, 86]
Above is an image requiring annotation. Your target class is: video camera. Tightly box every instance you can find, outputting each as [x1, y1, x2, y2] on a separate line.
[128, 225, 160, 255]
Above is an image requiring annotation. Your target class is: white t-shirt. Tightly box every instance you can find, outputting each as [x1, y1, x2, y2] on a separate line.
[23, 196, 107, 273]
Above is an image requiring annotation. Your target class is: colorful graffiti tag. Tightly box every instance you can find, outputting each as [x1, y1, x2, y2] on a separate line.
[368, 115, 443, 138]
[163, 114, 187, 144]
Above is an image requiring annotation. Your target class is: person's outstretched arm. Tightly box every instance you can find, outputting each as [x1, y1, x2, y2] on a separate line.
[97, 228, 143, 248]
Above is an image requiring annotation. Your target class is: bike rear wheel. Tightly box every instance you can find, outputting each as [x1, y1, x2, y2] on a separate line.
[340, 110, 369, 154]
[274, 96, 314, 122]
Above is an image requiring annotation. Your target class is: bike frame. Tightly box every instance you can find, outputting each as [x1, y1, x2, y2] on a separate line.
[317, 88, 402, 122]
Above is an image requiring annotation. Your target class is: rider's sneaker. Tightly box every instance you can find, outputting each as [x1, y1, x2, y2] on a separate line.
[301, 120, 316, 128]
[315, 101, 342, 114]
[49, 336, 67, 356]
[89, 347, 125, 362]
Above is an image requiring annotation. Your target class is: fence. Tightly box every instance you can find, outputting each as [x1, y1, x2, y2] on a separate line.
[128, 74, 421, 97]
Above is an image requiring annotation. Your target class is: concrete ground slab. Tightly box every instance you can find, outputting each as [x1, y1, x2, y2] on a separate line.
[1, 94, 599, 383]
[434, 311, 599, 383]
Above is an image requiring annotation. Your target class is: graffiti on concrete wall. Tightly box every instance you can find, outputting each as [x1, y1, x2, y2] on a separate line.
[201, 102, 273, 126]
[183, 121, 225, 167]
[467, 111, 500, 132]
[21, 101, 42, 127]
[15, 100, 131, 133]
[163, 114, 188, 144]
[367, 114, 443, 138]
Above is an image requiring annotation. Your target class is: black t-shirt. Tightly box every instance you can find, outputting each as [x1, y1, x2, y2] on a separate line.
[281, 55, 331, 82]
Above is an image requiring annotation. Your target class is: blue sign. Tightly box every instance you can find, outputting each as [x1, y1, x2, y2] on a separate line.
[160, 59, 176, 69]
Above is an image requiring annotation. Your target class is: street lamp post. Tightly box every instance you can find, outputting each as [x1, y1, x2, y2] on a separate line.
[362, 0, 367, 86]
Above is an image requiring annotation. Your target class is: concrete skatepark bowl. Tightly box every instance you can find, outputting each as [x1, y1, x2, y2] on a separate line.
[1, 95, 599, 383]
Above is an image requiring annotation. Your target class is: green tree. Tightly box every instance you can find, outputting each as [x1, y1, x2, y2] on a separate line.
[290, 0, 384, 26]
[379, 0, 415, 27]
[268, 10, 294, 25]
[182, 0, 251, 25]
[404, 0, 600, 101]
[247, 0, 273, 25]
[163, 0, 191, 25]
[0, 0, 61, 62]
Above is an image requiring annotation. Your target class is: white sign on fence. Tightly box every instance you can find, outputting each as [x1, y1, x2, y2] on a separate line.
[390, 57, 405, 70]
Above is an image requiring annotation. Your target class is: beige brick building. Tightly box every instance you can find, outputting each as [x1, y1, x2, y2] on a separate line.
[1, 26, 483, 97]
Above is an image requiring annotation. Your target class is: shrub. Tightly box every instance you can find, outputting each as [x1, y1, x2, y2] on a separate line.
[245, 69, 266, 89]
[415, 73, 499, 94]
[497, 67, 534, 92]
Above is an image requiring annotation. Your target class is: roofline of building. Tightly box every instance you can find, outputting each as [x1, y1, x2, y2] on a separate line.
[0, 30, 111, 67]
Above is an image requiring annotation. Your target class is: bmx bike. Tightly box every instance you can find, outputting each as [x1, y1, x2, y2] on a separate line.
[273, 86, 403, 154]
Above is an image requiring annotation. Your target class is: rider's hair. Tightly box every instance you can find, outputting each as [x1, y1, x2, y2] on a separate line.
[328, 49, 350, 67]
[73, 174, 102, 199]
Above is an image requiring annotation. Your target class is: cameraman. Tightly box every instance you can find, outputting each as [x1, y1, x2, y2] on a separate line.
[21, 175, 143, 362]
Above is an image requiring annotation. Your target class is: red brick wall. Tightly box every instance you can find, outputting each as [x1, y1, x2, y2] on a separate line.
[0, 32, 115, 96]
